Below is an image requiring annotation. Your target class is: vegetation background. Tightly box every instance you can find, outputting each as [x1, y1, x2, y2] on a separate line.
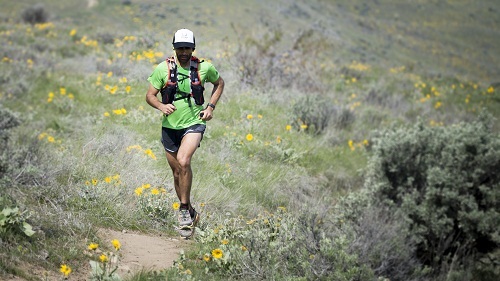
[1, 0, 499, 280]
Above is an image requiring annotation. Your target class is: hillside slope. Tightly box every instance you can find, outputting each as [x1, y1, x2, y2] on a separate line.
[1, 0, 499, 280]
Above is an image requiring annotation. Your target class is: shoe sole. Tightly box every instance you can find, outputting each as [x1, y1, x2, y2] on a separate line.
[178, 213, 199, 239]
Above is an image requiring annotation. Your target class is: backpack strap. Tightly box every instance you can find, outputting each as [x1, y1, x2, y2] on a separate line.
[166, 56, 177, 84]
[189, 56, 201, 83]
[189, 56, 205, 106]
[160, 57, 178, 105]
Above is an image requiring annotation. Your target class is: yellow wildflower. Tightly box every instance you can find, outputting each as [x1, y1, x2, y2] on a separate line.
[172, 202, 180, 210]
[111, 239, 121, 250]
[246, 134, 254, 141]
[285, 125, 292, 131]
[246, 114, 253, 119]
[144, 149, 156, 160]
[60, 264, 71, 276]
[221, 239, 229, 245]
[126, 145, 142, 152]
[203, 254, 211, 262]
[211, 248, 223, 259]
[109, 85, 118, 94]
[134, 187, 143, 196]
[88, 243, 98, 250]
[348, 140, 355, 151]
[99, 254, 108, 263]
[151, 188, 160, 195]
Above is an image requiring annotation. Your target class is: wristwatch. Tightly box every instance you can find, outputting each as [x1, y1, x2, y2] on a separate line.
[207, 103, 216, 110]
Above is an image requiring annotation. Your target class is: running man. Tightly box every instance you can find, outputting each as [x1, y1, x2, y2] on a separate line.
[145, 28, 224, 235]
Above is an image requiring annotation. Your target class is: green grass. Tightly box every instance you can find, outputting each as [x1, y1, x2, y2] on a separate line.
[1, 0, 499, 280]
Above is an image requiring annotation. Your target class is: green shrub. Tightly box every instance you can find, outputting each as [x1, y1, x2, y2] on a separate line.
[0, 107, 19, 142]
[21, 4, 49, 24]
[0, 109, 44, 186]
[365, 111, 500, 278]
[179, 208, 373, 280]
[230, 25, 326, 93]
[0, 106, 20, 182]
[291, 95, 354, 134]
[350, 204, 428, 281]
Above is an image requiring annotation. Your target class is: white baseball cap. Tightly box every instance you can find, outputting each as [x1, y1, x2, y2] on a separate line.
[172, 29, 195, 49]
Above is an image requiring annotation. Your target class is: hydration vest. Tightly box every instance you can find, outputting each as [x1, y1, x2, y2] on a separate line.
[160, 56, 205, 106]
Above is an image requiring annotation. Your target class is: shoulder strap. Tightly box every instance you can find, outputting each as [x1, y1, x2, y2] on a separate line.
[166, 56, 177, 84]
[189, 56, 202, 83]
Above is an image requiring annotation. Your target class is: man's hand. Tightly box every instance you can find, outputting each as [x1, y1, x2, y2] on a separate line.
[200, 107, 213, 121]
[159, 103, 176, 115]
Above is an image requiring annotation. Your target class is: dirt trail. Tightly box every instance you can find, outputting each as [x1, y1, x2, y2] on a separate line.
[99, 229, 185, 277]
[3, 230, 185, 281]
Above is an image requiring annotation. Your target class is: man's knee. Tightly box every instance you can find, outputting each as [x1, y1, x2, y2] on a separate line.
[177, 157, 191, 170]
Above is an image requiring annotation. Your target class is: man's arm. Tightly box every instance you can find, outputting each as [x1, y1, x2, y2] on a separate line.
[201, 76, 224, 120]
[145, 83, 176, 115]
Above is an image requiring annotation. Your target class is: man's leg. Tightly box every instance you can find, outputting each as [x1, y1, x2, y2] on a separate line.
[172, 132, 202, 204]
[165, 151, 180, 197]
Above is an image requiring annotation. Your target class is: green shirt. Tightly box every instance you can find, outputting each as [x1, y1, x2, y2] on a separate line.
[147, 58, 220, 129]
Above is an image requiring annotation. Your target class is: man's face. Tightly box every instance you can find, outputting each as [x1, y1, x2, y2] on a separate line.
[175, 47, 193, 65]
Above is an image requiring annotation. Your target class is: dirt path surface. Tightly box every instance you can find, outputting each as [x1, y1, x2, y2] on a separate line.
[99, 229, 185, 277]
[2, 230, 184, 281]
[0, 229, 185, 281]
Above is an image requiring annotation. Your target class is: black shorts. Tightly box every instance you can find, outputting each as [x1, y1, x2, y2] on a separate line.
[161, 124, 206, 153]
